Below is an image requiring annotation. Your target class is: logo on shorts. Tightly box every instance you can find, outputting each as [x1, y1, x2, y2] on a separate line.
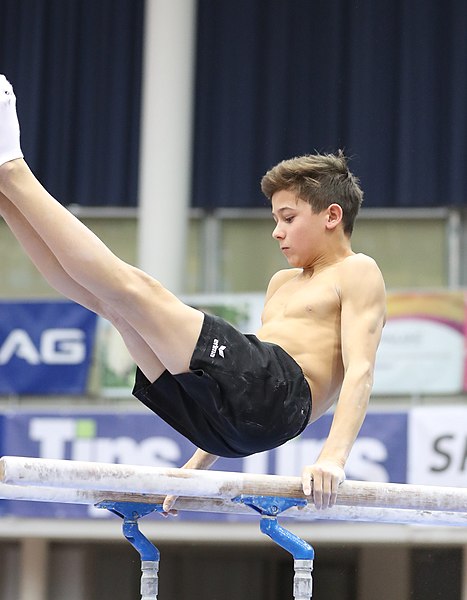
[210, 338, 226, 358]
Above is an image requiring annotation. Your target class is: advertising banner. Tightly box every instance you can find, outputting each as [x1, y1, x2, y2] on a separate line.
[0, 301, 97, 394]
[373, 291, 466, 395]
[408, 405, 467, 487]
[0, 409, 407, 520]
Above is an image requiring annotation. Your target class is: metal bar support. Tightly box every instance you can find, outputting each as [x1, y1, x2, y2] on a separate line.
[97, 501, 163, 600]
[234, 495, 314, 600]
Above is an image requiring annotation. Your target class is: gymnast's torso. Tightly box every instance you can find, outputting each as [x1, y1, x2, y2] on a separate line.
[256, 257, 356, 423]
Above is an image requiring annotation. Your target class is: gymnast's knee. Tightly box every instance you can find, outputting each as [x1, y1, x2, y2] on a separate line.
[117, 265, 172, 307]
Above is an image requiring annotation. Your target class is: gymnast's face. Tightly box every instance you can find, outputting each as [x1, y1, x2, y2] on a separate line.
[271, 189, 329, 268]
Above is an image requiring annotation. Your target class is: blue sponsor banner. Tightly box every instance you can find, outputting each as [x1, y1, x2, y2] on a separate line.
[0, 301, 97, 394]
[0, 409, 408, 520]
[0, 413, 6, 517]
[263, 411, 407, 485]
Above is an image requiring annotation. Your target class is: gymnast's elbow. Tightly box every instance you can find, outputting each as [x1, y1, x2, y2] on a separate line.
[344, 361, 375, 393]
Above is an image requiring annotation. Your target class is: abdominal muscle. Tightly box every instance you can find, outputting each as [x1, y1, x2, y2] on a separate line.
[256, 318, 344, 423]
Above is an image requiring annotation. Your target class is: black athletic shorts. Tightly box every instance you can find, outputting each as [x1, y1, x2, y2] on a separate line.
[132, 313, 312, 458]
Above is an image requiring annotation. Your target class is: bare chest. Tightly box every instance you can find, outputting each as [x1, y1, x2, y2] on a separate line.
[262, 277, 341, 324]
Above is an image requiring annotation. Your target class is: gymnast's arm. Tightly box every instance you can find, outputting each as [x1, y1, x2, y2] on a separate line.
[162, 448, 219, 515]
[302, 255, 386, 509]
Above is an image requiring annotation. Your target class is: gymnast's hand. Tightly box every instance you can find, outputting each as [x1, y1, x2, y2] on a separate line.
[161, 493, 179, 517]
[301, 460, 346, 510]
[161, 448, 219, 517]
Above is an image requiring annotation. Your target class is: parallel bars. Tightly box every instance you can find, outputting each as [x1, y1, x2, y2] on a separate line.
[1, 456, 467, 526]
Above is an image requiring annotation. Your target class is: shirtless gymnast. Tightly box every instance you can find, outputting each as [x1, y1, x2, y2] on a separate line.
[0, 75, 386, 512]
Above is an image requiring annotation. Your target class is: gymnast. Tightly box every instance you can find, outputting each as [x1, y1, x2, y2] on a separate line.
[0, 75, 386, 513]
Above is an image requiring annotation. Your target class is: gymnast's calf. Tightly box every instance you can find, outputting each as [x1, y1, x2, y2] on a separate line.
[0, 75, 386, 513]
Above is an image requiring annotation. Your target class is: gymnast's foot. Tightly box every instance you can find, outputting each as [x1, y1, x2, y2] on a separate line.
[0, 75, 23, 168]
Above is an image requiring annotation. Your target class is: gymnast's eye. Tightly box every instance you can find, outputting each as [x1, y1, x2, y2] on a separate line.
[284, 216, 295, 223]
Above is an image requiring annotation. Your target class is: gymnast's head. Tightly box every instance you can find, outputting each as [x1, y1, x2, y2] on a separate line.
[261, 151, 363, 237]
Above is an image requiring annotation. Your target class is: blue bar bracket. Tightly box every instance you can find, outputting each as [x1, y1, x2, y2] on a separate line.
[233, 495, 314, 600]
[96, 501, 162, 561]
[233, 495, 314, 560]
[96, 501, 164, 600]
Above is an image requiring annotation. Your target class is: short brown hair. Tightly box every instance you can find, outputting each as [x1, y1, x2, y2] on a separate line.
[261, 151, 363, 236]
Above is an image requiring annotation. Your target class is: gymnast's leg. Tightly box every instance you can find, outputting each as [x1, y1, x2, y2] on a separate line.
[0, 191, 165, 383]
[0, 75, 203, 376]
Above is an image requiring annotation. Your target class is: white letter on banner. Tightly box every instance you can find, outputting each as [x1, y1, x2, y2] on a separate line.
[93, 437, 139, 464]
[30, 418, 76, 459]
[274, 439, 322, 477]
[139, 437, 181, 467]
[409, 407, 467, 486]
[273, 437, 389, 481]
[0, 330, 41, 365]
[69, 436, 183, 466]
[40, 329, 85, 364]
[72, 438, 95, 462]
[346, 438, 389, 482]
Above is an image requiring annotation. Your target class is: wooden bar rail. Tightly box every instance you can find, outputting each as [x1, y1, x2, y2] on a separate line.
[1, 456, 467, 526]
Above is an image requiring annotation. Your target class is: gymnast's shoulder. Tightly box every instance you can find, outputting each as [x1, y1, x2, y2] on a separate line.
[264, 268, 301, 302]
[338, 252, 385, 282]
[338, 253, 386, 305]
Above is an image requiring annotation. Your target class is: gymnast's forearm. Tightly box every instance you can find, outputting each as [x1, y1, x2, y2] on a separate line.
[318, 369, 372, 466]
[183, 448, 220, 470]
[161, 449, 219, 515]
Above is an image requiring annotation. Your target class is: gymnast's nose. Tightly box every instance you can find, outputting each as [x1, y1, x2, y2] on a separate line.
[272, 223, 285, 240]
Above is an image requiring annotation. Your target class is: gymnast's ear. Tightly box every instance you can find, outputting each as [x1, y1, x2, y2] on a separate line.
[325, 203, 343, 231]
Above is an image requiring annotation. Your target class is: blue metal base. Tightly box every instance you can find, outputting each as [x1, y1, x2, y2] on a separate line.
[233, 495, 314, 560]
[97, 495, 314, 599]
[97, 501, 163, 562]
